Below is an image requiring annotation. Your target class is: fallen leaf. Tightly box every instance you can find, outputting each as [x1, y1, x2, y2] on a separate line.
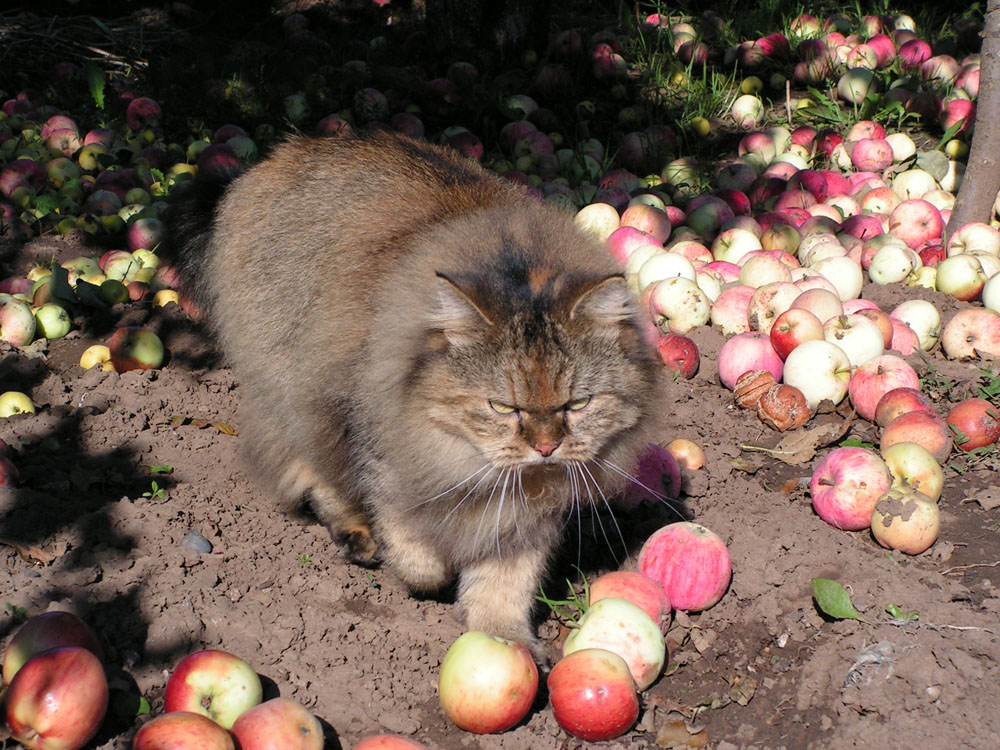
[728, 674, 758, 706]
[729, 457, 759, 474]
[690, 628, 717, 654]
[965, 487, 1000, 511]
[656, 718, 710, 749]
[741, 418, 853, 465]
[0, 537, 66, 565]
[169, 416, 238, 435]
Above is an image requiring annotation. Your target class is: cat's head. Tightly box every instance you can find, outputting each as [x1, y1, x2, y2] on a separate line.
[412, 249, 661, 473]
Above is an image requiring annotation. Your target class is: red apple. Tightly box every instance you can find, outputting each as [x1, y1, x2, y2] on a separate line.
[623, 443, 681, 508]
[3, 611, 103, 684]
[769, 307, 824, 360]
[809, 447, 892, 530]
[655, 333, 699, 378]
[717, 331, 783, 390]
[854, 308, 893, 348]
[547, 649, 639, 742]
[847, 354, 920, 422]
[230, 698, 323, 750]
[132, 711, 236, 750]
[589, 571, 672, 634]
[637, 522, 731, 611]
[946, 398, 1000, 451]
[164, 649, 263, 730]
[874, 387, 936, 428]
[353, 736, 430, 750]
[108, 327, 165, 373]
[4, 646, 108, 750]
[881, 410, 953, 462]
[941, 308, 1000, 360]
[438, 632, 537, 734]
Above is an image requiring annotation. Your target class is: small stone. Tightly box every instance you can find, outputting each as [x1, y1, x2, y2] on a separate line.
[181, 530, 213, 553]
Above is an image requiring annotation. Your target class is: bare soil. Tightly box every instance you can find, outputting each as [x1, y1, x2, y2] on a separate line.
[2, 231, 999, 750]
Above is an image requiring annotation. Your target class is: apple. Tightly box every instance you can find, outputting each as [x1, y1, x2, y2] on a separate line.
[881, 442, 944, 502]
[739, 254, 793, 287]
[891, 169, 939, 201]
[0, 391, 36, 418]
[33, 303, 72, 340]
[847, 354, 920, 422]
[588, 571, 672, 634]
[936, 254, 986, 301]
[985, 273, 1000, 313]
[868, 244, 921, 285]
[637, 522, 731, 611]
[230, 698, 323, 750]
[132, 711, 236, 750]
[3, 611, 103, 684]
[747, 281, 800, 334]
[637, 252, 696, 292]
[438, 632, 537, 733]
[947, 222, 1000, 257]
[874, 387, 936, 428]
[109, 327, 165, 373]
[4, 646, 108, 750]
[621, 204, 671, 244]
[946, 398, 1000, 451]
[940, 308, 1000, 359]
[647, 277, 711, 334]
[548, 648, 639, 742]
[710, 285, 754, 334]
[769, 307, 824, 359]
[890, 300, 941, 352]
[809, 447, 892, 530]
[164, 649, 263, 730]
[717, 331, 783, 390]
[870, 486, 939, 554]
[853, 308, 893, 348]
[881, 410, 953, 462]
[655, 333, 699, 378]
[353, 736, 430, 750]
[811, 255, 864, 301]
[782, 339, 851, 409]
[665, 438, 705, 470]
[563, 597, 665, 690]
[575, 203, 621, 242]
[887, 200, 943, 249]
[623, 244, 665, 291]
[711, 227, 763, 265]
[790, 287, 843, 324]
[1, 296, 36, 346]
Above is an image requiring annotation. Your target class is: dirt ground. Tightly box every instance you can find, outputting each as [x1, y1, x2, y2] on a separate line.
[2, 228, 999, 750]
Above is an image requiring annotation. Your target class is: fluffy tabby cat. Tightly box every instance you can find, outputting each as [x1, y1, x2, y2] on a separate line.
[166, 130, 667, 655]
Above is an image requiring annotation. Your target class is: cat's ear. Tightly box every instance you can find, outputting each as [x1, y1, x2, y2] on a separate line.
[430, 273, 494, 344]
[569, 274, 633, 324]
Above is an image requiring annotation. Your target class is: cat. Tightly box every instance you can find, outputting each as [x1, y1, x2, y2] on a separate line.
[165, 129, 668, 657]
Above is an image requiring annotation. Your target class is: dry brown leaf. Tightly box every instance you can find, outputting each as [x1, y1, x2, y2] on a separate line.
[0, 537, 65, 565]
[168, 416, 238, 435]
[656, 719, 710, 749]
[728, 675, 758, 706]
[729, 457, 759, 474]
[690, 628, 717, 654]
[740, 418, 853, 465]
[965, 487, 1000, 511]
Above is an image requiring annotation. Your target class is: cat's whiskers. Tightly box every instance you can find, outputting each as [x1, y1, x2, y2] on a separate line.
[403, 463, 494, 513]
[577, 460, 626, 566]
[439, 464, 501, 525]
[493, 468, 514, 558]
[472, 467, 509, 554]
[596, 457, 684, 518]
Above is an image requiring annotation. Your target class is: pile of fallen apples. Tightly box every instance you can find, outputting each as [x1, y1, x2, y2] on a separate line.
[436, 519, 731, 742]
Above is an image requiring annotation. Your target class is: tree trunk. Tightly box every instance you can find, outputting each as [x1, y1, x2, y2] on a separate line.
[946, 0, 1000, 240]
[424, 0, 551, 60]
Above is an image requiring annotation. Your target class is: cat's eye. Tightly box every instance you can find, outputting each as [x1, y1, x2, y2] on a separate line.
[566, 396, 592, 411]
[489, 400, 518, 415]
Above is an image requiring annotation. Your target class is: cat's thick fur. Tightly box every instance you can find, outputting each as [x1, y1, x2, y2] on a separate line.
[166, 131, 666, 653]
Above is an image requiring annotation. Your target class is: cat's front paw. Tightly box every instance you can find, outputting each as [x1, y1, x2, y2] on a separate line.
[343, 524, 379, 566]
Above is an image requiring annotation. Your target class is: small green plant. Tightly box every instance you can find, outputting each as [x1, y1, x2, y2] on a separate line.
[296, 553, 313, 565]
[885, 603, 919, 623]
[917, 352, 959, 402]
[536, 570, 590, 625]
[142, 481, 166, 500]
[149, 464, 173, 474]
[5, 602, 27, 623]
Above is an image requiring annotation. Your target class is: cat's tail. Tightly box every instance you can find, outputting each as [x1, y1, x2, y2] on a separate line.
[160, 165, 243, 315]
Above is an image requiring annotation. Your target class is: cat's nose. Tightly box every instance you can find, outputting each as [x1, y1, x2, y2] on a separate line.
[534, 441, 561, 457]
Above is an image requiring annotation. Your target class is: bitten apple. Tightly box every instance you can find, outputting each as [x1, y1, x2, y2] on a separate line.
[871, 486, 939, 554]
